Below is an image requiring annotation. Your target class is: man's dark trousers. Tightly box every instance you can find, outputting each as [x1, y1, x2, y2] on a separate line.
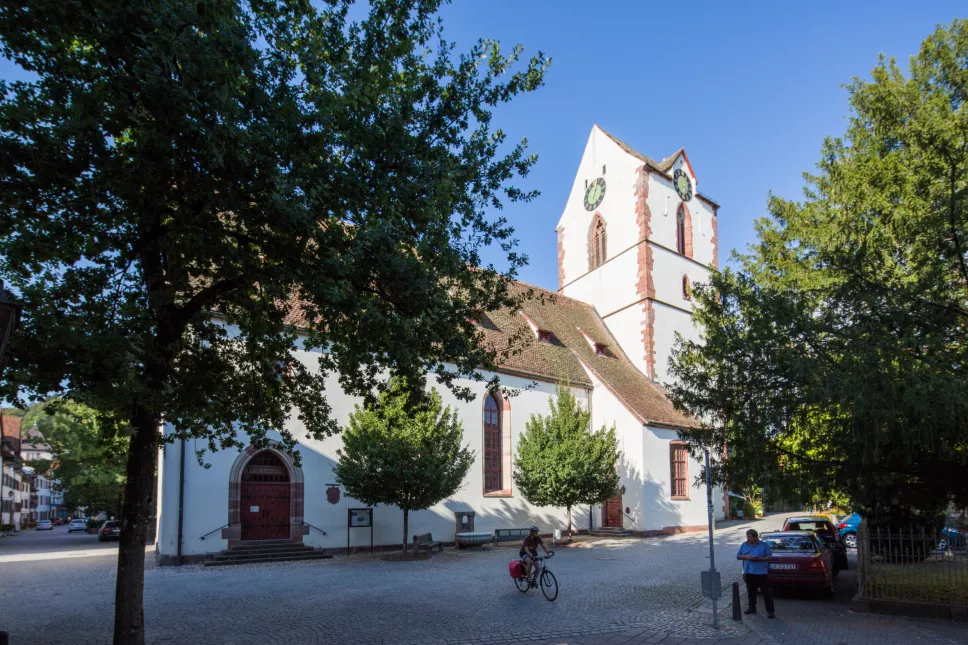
[744, 573, 775, 614]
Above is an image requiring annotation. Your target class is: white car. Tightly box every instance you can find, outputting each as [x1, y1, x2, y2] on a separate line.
[35, 520, 53, 530]
[68, 519, 89, 533]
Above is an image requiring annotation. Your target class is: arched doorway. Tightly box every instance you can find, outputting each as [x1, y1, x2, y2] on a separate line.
[240, 450, 291, 540]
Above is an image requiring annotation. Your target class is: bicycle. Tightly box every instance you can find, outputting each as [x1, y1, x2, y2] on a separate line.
[514, 551, 558, 601]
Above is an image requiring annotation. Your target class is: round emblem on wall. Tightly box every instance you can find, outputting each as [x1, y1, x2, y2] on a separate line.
[584, 177, 606, 211]
[673, 168, 693, 201]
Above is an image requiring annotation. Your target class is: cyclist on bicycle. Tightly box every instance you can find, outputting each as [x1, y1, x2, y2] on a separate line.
[519, 525, 550, 580]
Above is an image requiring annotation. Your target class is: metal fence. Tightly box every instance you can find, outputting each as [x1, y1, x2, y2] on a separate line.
[857, 519, 968, 609]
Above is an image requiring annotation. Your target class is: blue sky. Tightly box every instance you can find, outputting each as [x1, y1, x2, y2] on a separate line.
[435, 1, 966, 290]
[1, 2, 963, 294]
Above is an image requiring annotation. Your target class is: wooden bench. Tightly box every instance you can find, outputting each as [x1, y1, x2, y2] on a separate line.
[412, 532, 443, 555]
[494, 528, 530, 543]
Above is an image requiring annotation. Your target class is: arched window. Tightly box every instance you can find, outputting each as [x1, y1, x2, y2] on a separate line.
[682, 275, 692, 300]
[593, 218, 607, 268]
[483, 393, 502, 493]
[676, 206, 686, 255]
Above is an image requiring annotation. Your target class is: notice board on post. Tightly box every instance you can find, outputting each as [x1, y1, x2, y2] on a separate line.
[347, 508, 373, 555]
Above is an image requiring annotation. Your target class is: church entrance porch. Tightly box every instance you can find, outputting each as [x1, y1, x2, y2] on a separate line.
[240, 451, 291, 541]
[603, 494, 623, 528]
[222, 446, 307, 545]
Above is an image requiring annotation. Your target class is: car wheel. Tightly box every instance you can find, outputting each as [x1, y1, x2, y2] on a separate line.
[843, 533, 857, 549]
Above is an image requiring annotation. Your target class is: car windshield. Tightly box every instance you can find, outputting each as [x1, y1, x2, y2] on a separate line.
[104, 522, 119, 528]
[787, 521, 831, 532]
[763, 535, 818, 552]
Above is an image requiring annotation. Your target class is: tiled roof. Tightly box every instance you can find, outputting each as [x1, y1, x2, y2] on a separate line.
[281, 280, 696, 429]
[1, 414, 22, 451]
[483, 281, 697, 429]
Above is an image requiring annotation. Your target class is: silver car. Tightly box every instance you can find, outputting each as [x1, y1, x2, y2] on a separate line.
[35, 519, 53, 530]
[68, 519, 88, 533]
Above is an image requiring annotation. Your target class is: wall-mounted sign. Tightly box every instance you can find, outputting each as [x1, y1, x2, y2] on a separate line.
[249, 506, 259, 513]
[349, 508, 372, 528]
[326, 485, 341, 505]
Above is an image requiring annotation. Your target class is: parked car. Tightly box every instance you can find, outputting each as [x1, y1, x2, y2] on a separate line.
[939, 526, 966, 551]
[98, 520, 121, 542]
[51, 518, 64, 526]
[836, 513, 861, 549]
[67, 519, 89, 533]
[760, 531, 835, 597]
[782, 516, 849, 574]
[35, 519, 54, 530]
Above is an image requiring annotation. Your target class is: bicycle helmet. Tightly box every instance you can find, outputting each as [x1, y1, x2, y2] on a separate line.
[529, 525, 539, 532]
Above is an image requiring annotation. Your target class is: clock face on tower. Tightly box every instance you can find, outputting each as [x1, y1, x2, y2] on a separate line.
[673, 168, 693, 201]
[584, 177, 606, 211]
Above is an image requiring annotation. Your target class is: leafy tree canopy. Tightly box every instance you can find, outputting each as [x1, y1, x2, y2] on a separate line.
[24, 400, 127, 517]
[513, 386, 621, 533]
[333, 378, 474, 553]
[0, 0, 547, 642]
[669, 21, 968, 526]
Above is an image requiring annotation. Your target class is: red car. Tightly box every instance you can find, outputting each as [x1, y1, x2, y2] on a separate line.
[760, 531, 835, 597]
[782, 515, 849, 573]
[98, 520, 121, 541]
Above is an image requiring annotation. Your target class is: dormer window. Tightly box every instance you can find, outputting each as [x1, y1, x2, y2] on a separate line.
[537, 330, 554, 344]
[595, 343, 608, 356]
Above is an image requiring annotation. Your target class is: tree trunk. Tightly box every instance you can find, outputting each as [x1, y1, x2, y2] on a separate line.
[402, 508, 409, 557]
[112, 411, 159, 645]
[567, 505, 572, 536]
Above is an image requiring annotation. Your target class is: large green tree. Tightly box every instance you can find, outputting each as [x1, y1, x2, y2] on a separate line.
[514, 387, 621, 534]
[23, 400, 127, 517]
[333, 378, 474, 555]
[669, 21, 968, 526]
[0, 1, 547, 642]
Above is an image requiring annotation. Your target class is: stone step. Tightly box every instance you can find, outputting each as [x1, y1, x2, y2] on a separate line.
[204, 552, 333, 567]
[237, 539, 296, 546]
[215, 547, 317, 560]
[588, 529, 632, 538]
[227, 544, 316, 555]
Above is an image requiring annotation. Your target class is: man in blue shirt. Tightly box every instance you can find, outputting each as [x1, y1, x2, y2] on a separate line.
[737, 529, 775, 617]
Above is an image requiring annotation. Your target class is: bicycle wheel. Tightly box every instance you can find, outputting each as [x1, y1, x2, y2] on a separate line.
[540, 569, 558, 601]
[514, 575, 530, 593]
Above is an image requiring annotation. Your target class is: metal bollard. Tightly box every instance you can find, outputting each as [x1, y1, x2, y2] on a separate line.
[732, 582, 742, 621]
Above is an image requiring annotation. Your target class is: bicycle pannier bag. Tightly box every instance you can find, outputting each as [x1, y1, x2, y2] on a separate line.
[508, 560, 524, 579]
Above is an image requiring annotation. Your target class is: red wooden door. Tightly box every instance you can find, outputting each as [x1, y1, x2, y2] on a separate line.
[603, 494, 623, 528]
[240, 483, 290, 540]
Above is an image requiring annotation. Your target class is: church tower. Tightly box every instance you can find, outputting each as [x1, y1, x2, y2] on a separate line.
[557, 126, 719, 384]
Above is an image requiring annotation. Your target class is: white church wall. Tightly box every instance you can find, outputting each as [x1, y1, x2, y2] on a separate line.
[601, 305, 647, 377]
[158, 356, 591, 559]
[558, 127, 644, 289]
[651, 302, 702, 384]
[561, 247, 638, 319]
[641, 425, 722, 529]
[650, 244, 711, 307]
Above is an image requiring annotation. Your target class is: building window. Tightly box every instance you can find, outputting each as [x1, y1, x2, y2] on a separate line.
[588, 214, 608, 271]
[593, 219, 607, 268]
[670, 442, 689, 499]
[537, 329, 555, 344]
[484, 393, 502, 493]
[676, 206, 686, 255]
[682, 275, 692, 300]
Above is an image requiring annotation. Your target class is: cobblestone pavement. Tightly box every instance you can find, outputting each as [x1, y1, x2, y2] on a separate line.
[2, 513, 966, 645]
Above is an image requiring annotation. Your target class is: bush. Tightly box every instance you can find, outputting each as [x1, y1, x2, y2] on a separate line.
[729, 495, 763, 519]
[0, 523, 15, 533]
[86, 518, 104, 529]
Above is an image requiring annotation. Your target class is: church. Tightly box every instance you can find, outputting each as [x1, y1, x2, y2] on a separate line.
[154, 126, 725, 563]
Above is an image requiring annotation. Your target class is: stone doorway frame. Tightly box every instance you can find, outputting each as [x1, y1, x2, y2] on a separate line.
[221, 444, 307, 545]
